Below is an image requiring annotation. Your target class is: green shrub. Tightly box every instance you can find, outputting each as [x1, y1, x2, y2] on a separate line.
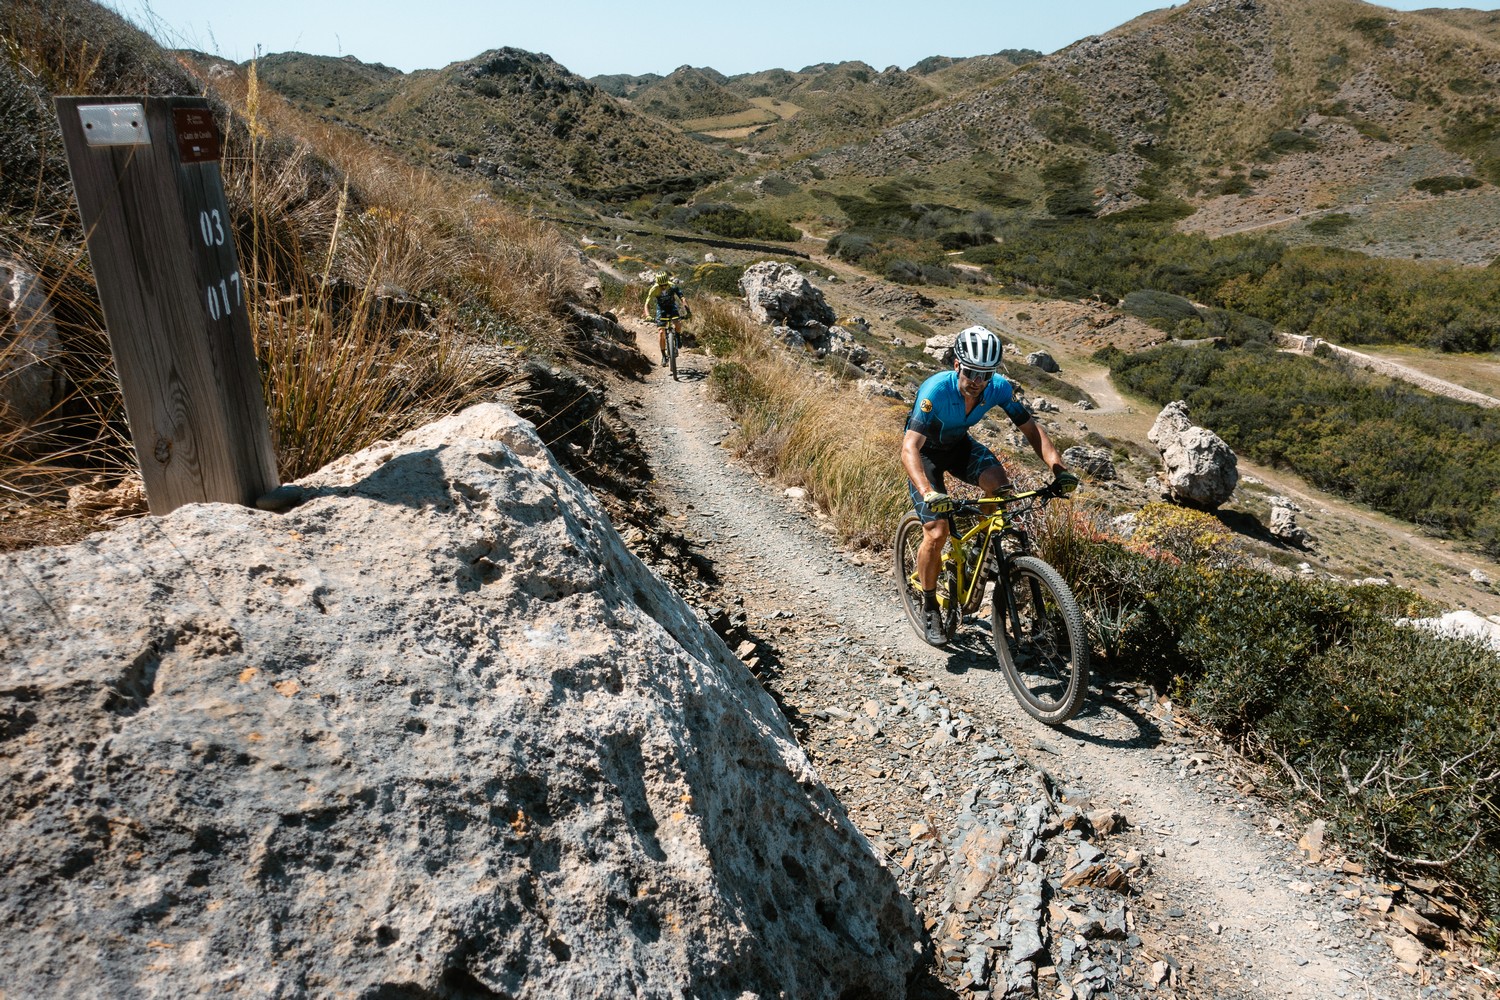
[1262, 129, 1319, 157]
[1305, 212, 1357, 235]
[896, 317, 935, 339]
[685, 261, 745, 297]
[1413, 175, 1483, 195]
[1213, 175, 1252, 196]
[1152, 568, 1355, 725]
[1046, 518, 1500, 920]
[1258, 623, 1500, 920]
[885, 259, 923, 284]
[1121, 289, 1201, 328]
[1173, 307, 1274, 345]
[669, 203, 799, 241]
[828, 232, 876, 263]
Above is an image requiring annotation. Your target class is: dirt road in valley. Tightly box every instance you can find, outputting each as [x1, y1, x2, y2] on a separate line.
[609, 317, 1490, 999]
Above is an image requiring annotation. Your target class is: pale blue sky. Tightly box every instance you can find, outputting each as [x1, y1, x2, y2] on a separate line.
[109, 1, 1500, 79]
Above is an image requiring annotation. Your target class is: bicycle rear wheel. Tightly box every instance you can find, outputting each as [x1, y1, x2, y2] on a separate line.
[894, 513, 958, 646]
[992, 555, 1089, 724]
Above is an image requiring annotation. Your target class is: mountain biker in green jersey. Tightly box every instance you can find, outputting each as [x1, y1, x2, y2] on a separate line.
[643, 272, 690, 366]
[901, 325, 1078, 644]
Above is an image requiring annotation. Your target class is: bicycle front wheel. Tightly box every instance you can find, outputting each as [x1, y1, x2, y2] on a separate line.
[894, 513, 957, 646]
[992, 555, 1089, 725]
[667, 328, 679, 379]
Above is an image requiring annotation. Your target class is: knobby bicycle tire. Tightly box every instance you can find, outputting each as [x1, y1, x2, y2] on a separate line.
[894, 513, 958, 646]
[667, 328, 679, 379]
[992, 554, 1089, 725]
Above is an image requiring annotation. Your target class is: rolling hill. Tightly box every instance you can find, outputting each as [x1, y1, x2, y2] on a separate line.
[747, 0, 1500, 264]
[256, 48, 739, 203]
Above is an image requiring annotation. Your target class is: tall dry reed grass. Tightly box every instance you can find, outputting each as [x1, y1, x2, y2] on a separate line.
[2, 26, 585, 544]
[697, 296, 909, 547]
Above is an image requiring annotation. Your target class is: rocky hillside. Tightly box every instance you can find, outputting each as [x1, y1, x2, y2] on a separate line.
[255, 48, 740, 202]
[907, 50, 1041, 95]
[774, 0, 1500, 264]
[590, 71, 664, 99]
[726, 61, 947, 156]
[629, 65, 754, 121]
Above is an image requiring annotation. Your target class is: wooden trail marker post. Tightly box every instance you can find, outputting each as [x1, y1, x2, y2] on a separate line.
[54, 95, 278, 515]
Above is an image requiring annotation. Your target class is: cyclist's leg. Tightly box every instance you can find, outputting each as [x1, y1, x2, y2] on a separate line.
[967, 440, 1011, 497]
[908, 453, 951, 591]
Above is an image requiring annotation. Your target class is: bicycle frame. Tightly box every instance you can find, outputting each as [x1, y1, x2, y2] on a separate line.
[939, 491, 1045, 611]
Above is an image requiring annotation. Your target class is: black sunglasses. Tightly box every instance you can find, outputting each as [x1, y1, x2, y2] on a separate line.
[958, 365, 993, 381]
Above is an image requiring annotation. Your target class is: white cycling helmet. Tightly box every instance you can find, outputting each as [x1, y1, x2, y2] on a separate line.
[953, 325, 1003, 371]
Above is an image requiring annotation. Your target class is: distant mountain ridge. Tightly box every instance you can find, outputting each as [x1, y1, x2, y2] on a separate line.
[775, 0, 1500, 264]
[252, 1, 1500, 263]
[255, 48, 738, 202]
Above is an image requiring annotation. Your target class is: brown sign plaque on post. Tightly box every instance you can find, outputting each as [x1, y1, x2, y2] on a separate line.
[54, 95, 278, 515]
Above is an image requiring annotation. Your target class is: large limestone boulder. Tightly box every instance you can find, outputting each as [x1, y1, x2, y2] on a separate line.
[1, 259, 64, 428]
[1147, 400, 1238, 509]
[738, 261, 836, 328]
[0, 404, 919, 998]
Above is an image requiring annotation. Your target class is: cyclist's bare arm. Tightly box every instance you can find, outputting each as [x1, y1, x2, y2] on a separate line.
[1018, 417, 1067, 476]
[901, 429, 935, 494]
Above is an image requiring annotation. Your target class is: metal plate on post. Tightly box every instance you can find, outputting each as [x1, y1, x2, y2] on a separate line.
[78, 103, 150, 146]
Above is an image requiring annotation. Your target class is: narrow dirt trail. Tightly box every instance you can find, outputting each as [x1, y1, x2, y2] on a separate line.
[611, 318, 1468, 999]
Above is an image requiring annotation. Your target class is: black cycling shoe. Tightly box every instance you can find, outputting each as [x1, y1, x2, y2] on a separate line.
[923, 607, 947, 645]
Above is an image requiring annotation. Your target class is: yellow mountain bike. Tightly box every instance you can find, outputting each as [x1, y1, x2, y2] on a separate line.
[894, 485, 1090, 725]
[652, 312, 689, 380]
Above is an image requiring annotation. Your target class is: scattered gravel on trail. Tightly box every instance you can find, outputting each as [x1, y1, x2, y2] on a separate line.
[605, 322, 1492, 1000]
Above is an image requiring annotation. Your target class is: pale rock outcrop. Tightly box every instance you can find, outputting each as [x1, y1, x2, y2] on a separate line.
[1396, 610, 1500, 652]
[1026, 350, 1059, 373]
[1147, 401, 1239, 509]
[857, 378, 904, 400]
[738, 261, 836, 328]
[0, 404, 919, 998]
[923, 335, 954, 365]
[1, 258, 64, 428]
[1268, 495, 1311, 546]
[1064, 445, 1117, 481]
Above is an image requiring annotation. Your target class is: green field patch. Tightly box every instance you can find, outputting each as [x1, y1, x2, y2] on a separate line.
[681, 108, 781, 132]
[747, 96, 802, 119]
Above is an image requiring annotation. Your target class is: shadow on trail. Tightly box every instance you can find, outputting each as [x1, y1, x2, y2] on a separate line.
[663, 366, 709, 384]
[1052, 685, 1165, 751]
[935, 617, 1165, 750]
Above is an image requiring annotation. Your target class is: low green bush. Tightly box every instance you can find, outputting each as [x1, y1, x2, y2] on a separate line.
[828, 232, 876, 263]
[1039, 511, 1499, 922]
[669, 203, 800, 241]
[1413, 175, 1484, 195]
[896, 317, 935, 339]
[1121, 289, 1201, 329]
[685, 261, 745, 298]
[1305, 212, 1357, 235]
[1262, 128, 1319, 157]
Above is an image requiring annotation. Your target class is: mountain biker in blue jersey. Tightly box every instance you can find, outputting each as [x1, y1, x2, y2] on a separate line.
[901, 325, 1079, 645]
[643, 272, 690, 366]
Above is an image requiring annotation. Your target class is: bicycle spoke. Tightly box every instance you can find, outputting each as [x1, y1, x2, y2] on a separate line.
[992, 556, 1089, 725]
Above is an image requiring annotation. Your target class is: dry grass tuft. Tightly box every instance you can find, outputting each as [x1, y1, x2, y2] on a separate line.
[2, 31, 585, 546]
[700, 297, 908, 547]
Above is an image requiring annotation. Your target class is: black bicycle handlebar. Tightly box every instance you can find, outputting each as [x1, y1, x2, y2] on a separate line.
[949, 482, 1076, 518]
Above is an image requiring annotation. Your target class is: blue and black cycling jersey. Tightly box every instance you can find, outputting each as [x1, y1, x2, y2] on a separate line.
[649, 284, 685, 320]
[905, 370, 1033, 457]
